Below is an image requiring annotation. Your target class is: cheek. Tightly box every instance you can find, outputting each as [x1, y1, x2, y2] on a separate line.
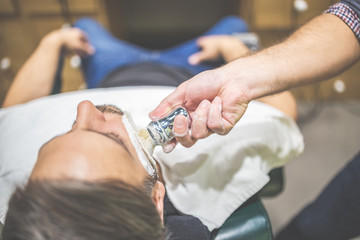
[107, 118, 136, 148]
[105, 115, 148, 174]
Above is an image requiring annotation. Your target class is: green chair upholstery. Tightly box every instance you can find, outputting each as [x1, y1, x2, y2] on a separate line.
[212, 167, 284, 240]
[212, 196, 272, 240]
[259, 168, 284, 197]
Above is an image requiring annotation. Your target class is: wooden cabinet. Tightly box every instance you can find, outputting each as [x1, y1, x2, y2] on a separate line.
[239, 0, 360, 100]
[240, 0, 338, 30]
[0, 0, 15, 15]
[0, 0, 109, 103]
[252, 0, 293, 29]
[1, 0, 359, 103]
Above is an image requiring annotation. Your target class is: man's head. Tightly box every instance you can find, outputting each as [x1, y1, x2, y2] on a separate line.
[32, 100, 151, 184]
[2, 100, 166, 239]
[31, 100, 165, 214]
[2, 180, 166, 240]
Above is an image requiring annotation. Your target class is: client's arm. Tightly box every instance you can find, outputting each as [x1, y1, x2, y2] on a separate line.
[188, 35, 251, 65]
[2, 28, 94, 108]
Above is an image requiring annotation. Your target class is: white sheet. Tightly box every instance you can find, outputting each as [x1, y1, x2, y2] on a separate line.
[0, 86, 304, 230]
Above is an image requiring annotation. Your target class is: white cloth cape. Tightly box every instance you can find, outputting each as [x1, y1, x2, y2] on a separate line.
[0, 86, 304, 230]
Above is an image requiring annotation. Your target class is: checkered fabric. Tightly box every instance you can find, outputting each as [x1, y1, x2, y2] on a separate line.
[325, 2, 360, 40]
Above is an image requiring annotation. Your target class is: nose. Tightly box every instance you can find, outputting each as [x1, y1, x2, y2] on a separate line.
[74, 100, 105, 129]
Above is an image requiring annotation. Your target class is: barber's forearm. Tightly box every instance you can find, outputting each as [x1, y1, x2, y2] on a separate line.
[2, 30, 63, 108]
[222, 14, 360, 101]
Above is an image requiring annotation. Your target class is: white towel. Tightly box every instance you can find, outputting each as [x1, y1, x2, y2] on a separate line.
[155, 98, 304, 230]
[0, 86, 304, 229]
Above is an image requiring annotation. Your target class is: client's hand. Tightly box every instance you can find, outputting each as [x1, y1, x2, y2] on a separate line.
[188, 35, 250, 64]
[149, 67, 249, 152]
[57, 28, 94, 57]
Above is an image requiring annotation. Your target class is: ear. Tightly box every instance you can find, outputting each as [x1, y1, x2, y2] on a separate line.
[152, 180, 165, 222]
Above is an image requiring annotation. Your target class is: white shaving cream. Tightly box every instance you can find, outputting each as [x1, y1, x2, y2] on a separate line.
[122, 112, 158, 177]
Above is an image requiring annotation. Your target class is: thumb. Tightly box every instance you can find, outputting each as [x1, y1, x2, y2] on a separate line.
[149, 83, 187, 120]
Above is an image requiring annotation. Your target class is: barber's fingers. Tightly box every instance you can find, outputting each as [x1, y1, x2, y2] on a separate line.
[190, 99, 213, 139]
[165, 98, 227, 151]
[161, 114, 192, 153]
[162, 139, 177, 153]
[172, 114, 197, 148]
[207, 96, 226, 135]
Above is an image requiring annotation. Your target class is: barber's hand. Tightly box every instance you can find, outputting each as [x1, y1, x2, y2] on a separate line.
[188, 35, 250, 64]
[149, 68, 249, 152]
[57, 28, 94, 57]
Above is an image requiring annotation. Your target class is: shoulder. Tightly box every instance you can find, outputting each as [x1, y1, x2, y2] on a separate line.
[164, 194, 211, 240]
[324, 1, 360, 40]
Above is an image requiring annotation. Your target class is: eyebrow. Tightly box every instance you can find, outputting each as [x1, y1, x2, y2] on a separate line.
[39, 130, 131, 155]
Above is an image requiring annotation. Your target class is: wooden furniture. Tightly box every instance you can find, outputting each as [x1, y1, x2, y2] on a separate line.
[1, 0, 359, 104]
[0, 0, 109, 103]
[238, 0, 360, 101]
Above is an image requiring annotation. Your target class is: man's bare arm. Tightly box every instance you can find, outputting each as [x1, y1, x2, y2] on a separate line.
[2, 28, 93, 108]
[188, 35, 251, 65]
[224, 14, 360, 100]
[150, 13, 360, 148]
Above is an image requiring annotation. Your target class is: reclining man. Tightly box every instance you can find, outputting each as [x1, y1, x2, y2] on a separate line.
[0, 17, 303, 240]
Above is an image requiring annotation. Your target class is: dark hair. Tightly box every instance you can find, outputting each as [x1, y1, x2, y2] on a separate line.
[2, 179, 166, 240]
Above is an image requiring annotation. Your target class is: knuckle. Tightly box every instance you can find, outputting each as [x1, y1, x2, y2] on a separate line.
[215, 129, 228, 135]
[208, 121, 228, 135]
[179, 139, 194, 148]
[191, 129, 205, 139]
[183, 142, 194, 148]
[207, 120, 220, 130]
[174, 129, 188, 138]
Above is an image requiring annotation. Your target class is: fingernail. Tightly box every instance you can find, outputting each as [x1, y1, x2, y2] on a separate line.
[149, 113, 160, 120]
[174, 129, 188, 137]
[163, 144, 174, 153]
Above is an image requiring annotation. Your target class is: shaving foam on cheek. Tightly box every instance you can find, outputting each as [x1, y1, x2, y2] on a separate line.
[122, 112, 157, 177]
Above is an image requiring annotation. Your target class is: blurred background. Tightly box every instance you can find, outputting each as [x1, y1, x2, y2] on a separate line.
[1, 0, 360, 237]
